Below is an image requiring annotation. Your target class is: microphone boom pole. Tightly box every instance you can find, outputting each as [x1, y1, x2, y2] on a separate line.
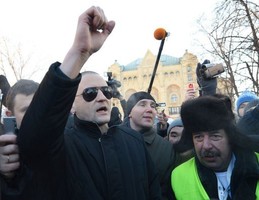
[147, 37, 166, 94]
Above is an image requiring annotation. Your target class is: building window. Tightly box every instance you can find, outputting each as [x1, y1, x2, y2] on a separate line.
[187, 66, 192, 72]
[170, 94, 178, 103]
[168, 106, 180, 115]
[187, 74, 193, 81]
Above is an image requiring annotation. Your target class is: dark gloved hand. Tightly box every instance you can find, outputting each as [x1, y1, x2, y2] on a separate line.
[0, 75, 11, 107]
[111, 86, 122, 99]
[196, 59, 217, 96]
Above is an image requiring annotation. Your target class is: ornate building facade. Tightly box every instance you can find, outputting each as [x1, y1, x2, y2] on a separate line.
[107, 50, 200, 119]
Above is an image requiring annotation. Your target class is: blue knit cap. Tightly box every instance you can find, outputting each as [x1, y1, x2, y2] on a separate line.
[236, 91, 258, 112]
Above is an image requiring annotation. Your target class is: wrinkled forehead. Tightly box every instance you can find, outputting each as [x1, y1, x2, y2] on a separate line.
[78, 73, 108, 93]
[169, 126, 184, 133]
[192, 129, 227, 136]
[136, 99, 156, 105]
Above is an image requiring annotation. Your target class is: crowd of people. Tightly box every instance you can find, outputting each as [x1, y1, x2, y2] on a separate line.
[0, 5, 258, 200]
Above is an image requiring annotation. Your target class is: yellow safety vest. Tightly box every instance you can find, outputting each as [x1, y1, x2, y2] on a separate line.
[171, 153, 259, 200]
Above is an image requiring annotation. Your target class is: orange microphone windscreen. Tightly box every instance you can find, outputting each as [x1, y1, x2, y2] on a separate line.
[154, 28, 167, 40]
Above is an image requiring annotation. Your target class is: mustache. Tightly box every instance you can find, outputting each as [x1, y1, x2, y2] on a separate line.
[200, 150, 220, 158]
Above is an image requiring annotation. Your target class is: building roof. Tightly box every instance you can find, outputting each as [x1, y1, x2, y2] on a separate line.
[122, 54, 180, 71]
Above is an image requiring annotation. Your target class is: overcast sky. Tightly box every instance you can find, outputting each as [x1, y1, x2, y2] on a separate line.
[0, 0, 220, 84]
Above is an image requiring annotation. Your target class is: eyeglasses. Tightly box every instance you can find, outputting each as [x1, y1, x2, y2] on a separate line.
[78, 86, 113, 102]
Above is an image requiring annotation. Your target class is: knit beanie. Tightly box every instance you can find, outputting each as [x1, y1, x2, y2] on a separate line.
[167, 118, 183, 136]
[236, 91, 258, 112]
[180, 96, 235, 136]
[126, 91, 156, 116]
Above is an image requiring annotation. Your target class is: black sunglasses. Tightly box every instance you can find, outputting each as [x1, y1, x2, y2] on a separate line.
[79, 86, 113, 102]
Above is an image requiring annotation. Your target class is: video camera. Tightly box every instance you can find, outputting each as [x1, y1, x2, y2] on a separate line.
[201, 63, 225, 79]
[107, 72, 122, 98]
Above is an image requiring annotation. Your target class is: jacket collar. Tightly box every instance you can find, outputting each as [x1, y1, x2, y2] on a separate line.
[122, 117, 156, 144]
[73, 114, 103, 138]
[142, 128, 156, 144]
[195, 149, 259, 199]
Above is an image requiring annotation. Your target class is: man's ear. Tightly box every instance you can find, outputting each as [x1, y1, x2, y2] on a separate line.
[5, 110, 13, 117]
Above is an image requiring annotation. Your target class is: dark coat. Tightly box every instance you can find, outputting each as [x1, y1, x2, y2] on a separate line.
[122, 119, 175, 200]
[141, 128, 175, 200]
[17, 63, 161, 200]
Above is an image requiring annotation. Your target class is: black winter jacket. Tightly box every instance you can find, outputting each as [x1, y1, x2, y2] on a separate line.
[122, 119, 175, 200]
[17, 63, 161, 200]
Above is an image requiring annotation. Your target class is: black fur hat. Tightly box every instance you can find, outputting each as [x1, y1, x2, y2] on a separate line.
[180, 96, 235, 136]
[126, 91, 156, 116]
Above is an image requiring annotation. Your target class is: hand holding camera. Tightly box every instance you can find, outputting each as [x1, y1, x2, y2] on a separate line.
[201, 63, 225, 79]
[157, 110, 168, 130]
[107, 72, 122, 99]
[0, 131, 20, 179]
[3, 117, 17, 134]
[196, 59, 223, 96]
[185, 84, 196, 100]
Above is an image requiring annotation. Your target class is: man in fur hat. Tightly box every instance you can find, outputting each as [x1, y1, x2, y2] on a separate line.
[171, 95, 259, 200]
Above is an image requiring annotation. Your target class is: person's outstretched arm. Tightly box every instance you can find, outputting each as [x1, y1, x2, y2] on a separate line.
[18, 6, 115, 167]
[60, 6, 115, 78]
